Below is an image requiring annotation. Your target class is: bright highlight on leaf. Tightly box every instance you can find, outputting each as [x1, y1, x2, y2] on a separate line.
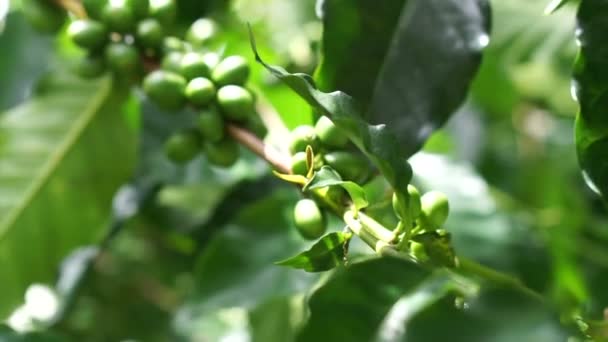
[304, 166, 369, 212]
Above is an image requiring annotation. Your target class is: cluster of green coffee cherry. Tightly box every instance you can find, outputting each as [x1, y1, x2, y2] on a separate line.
[63, 0, 257, 167]
[289, 116, 370, 240]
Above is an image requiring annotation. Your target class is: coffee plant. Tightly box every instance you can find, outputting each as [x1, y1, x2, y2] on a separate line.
[1, 0, 608, 340]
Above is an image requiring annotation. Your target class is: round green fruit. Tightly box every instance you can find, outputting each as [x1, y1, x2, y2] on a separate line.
[68, 19, 107, 50]
[102, 2, 135, 33]
[149, 0, 176, 25]
[186, 18, 218, 46]
[410, 241, 429, 262]
[161, 51, 183, 73]
[180, 52, 211, 80]
[291, 152, 308, 176]
[289, 125, 318, 154]
[315, 115, 348, 148]
[162, 36, 187, 53]
[293, 199, 326, 240]
[186, 77, 216, 107]
[197, 107, 225, 142]
[204, 139, 239, 167]
[143, 70, 187, 111]
[22, 0, 66, 33]
[324, 151, 368, 182]
[136, 18, 163, 49]
[74, 55, 106, 78]
[216, 85, 254, 121]
[105, 42, 140, 73]
[392, 184, 421, 221]
[420, 191, 449, 229]
[211, 55, 250, 86]
[164, 131, 201, 164]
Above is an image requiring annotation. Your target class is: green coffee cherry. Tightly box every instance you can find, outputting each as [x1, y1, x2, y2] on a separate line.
[126, 0, 149, 19]
[291, 152, 308, 176]
[68, 20, 107, 50]
[186, 77, 216, 107]
[162, 36, 187, 53]
[211, 55, 250, 86]
[293, 199, 326, 240]
[410, 241, 429, 263]
[202, 52, 220, 70]
[180, 52, 211, 80]
[392, 185, 421, 220]
[186, 18, 218, 46]
[136, 18, 163, 49]
[419, 191, 449, 229]
[74, 55, 106, 78]
[102, 2, 135, 33]
[216, 85, 255, 121]
[315, 115, 348, 148]
[324, 151, 368, 182]
[22, 0, 66, 33]
[150, 0, 176, 25]
[105, 43, 140, 73]
[289, 125, 318, 154]
[82, 0, 105, 19]
[161, 51, 183, 73]
[197, 108, 224, 142]
[164, 131, 201, 164]
[204, 139, 239, 167]
[143, 70, 187, 111]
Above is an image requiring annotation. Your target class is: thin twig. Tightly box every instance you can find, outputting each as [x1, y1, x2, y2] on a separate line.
[226, 123, 292, 174]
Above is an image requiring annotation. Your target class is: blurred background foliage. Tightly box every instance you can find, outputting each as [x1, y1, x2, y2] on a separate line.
[1, 0, 607, 341]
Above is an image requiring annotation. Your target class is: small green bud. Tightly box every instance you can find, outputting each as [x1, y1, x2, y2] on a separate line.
[68, 19, 107, 50]
[204, 138, 239, 167]
[315, 116, 348, 148]
[180, 52, 211, 80]
[102, 2, 135, 33]
[186, 18, 218, 46]
[323, 151, 368, 182]
[186, 77, 216, 107]
[293, 199, 326, 240]
[105, 42, 140, 73]
[164, 131, 201, 164]
[136, 18, 163, 49]
[420, 191, 449, 229]
[143, 70, 187, 111]
[211, 55, 250, 86]
[216, 85, 255, 121]
[291, 152, 308, 176]
[289, 125, 318, 154]
[197, 107, 225, 142]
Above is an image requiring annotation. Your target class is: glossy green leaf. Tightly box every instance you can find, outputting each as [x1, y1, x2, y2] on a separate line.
[275, 231, 350, 272]
[304, 166, 368, 212]
[545, 0, 575, 14]
[0, 74, 136, 318]
[249, 295, 307, 342]
[250, 31, 413, 195]
[296, 256, 434, 341]
[573, 0, 608, 199]
[315, 0, 490, 155]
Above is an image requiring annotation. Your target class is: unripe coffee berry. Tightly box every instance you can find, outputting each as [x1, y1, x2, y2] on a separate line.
[392, 184, 421, 220]
[323, 151, 368, 182]
[293, 199, 326, 240]
[180, 52, 211, 80]
[420, 191, 449, 229]
[216, 85, 254, 121]
[204, 139, 239, 167]
[164, 131, 201, 164]
[150, 0, 176, 25]
[289, 125, 318, 154]
[315, 115, 348, 148]
[143, 70, 187, 111]
[291, 152, 308, 176]
[211, 55, 250, 86]
[22, 0, 66, 33]
[105, 42, 140, 73]
[186, 18, 218, 46]
[197, 108, 225, 143]
[102, 1, 135, 33]
[68, 19, 107, 50]
[136, 18, 163, 49]
[186, 77, 216, 107]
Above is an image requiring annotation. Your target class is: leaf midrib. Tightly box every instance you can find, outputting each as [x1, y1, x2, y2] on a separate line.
[0, 77, 112, 242]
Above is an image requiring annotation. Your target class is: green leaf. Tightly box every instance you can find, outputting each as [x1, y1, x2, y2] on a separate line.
[275, 232, 350, 272]
[304, 166, 368, 212]
[249, 30, 413, 195]
[249, 295, 307, 342]
[545, 0, 575, 14]
[573, 0, 608, 199]
[0, 74, 136, 317]
[296, 256, 434, 341]
[315, 0, 490, 155]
